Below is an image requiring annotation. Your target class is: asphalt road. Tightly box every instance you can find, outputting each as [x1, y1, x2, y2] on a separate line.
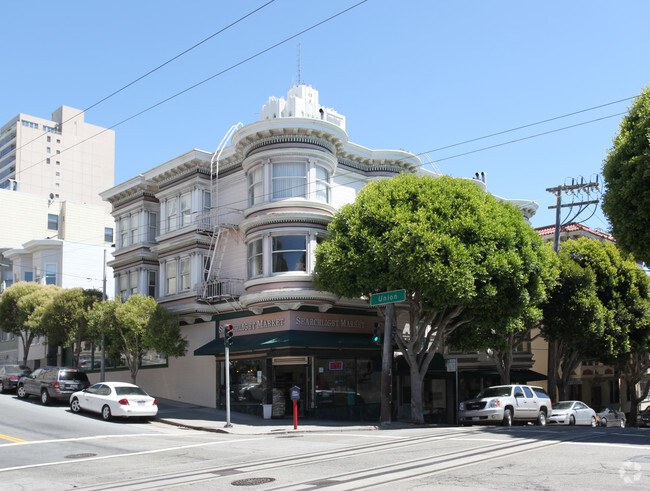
[1, 393, 649, 490]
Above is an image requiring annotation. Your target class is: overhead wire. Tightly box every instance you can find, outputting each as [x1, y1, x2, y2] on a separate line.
[10, 0, 370, 179]
[9, 0, 278, 158]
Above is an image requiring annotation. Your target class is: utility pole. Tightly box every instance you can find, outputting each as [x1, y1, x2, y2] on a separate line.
[545, 176, 600, 401]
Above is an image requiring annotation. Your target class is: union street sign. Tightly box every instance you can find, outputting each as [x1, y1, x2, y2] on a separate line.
[370, 289, 406, 306]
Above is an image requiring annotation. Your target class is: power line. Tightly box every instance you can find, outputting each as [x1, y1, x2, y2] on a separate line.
[12, 0, 370, 179]
[10, 1, 278, 157]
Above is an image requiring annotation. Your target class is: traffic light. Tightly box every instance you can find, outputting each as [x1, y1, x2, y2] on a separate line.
[224, 324, 234, 347]
[372, 322, 382, 345]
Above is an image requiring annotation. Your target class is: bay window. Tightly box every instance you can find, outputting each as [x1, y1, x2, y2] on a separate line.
[180, 257, 191, 291]
[247, 238, 263, 278]
[248, 166, 263, 206]
[272, 162, 306, 199]
[167, 197, 177, 232]
[166, 260, 177, 294]
[180, 193, 192, 227]
[272, 235, 306, 273]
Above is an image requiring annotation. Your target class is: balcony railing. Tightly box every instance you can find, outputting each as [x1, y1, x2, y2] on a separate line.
[198, 277, 245, 301]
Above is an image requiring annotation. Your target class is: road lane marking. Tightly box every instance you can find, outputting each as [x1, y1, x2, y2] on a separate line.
[0, 437, 269, 473]
[0, 434, 26, 443]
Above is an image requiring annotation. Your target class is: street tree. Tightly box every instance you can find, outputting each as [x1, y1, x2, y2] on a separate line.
[602, 86, 650, 265]
[543, 238, 650, 422]
[88, 295, 187, 383]
[0, 282, 61, 365]
[314, 174, 551, 423]
[40, 288, 103, 367]
[448, 244, 558, 385]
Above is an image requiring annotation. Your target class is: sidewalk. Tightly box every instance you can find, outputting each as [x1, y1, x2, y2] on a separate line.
[154, 397, 382, 435]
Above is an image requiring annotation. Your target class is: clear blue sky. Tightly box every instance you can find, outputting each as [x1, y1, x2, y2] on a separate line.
[2, 1, 649, 230]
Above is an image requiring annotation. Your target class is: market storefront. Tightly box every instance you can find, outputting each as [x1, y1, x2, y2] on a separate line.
[195, 310, 383, 421]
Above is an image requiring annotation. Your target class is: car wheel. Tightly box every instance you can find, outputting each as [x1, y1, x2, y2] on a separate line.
[70, 397, 81, 413]
[569, 415, 575, 426]
[601, 417, 608, 427]
[620, 419, 626, 428]
[17, 385, 28, 399]
[537, 411, 547, 426]
[41, 389, 51, 405]
[502, 408, 513, 427]
[101, 405, 112, 421]
[591, 416, 597, 427]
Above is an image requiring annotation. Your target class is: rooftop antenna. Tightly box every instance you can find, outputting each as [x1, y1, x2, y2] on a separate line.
[297, 44, 302, 86]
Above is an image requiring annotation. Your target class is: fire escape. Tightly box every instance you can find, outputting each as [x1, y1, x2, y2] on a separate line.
[196, 207, 244, 309]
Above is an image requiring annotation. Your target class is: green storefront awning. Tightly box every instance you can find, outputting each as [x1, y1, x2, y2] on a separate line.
[194, 330, 380, 356]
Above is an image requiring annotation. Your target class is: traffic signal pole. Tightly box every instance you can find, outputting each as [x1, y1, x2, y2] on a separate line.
[223, 324, 234, 428]
[225, 344, 232, 428]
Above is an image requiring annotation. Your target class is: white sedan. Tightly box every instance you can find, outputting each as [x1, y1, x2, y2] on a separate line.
[548, 400, 598, 426]
[70, 381, 158, 421]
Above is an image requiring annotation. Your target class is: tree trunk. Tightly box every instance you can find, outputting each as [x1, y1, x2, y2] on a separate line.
[410, 366, 425, 424]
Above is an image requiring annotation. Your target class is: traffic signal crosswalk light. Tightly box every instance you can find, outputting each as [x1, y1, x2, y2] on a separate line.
[224, 324, 234, 347]
[372, 322, 382, 345]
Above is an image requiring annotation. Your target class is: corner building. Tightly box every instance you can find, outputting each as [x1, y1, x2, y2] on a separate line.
[102, 85, 537, 421]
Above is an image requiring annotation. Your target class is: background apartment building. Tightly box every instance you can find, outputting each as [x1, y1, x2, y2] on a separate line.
[0, 106, 115, 367]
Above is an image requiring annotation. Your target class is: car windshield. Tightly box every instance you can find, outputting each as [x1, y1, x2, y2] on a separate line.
[6, 366, 29, 375]
[554, 402, 574, 409]
[593, 407, 609, 413]
[476, 387, 512, 398]
[115, 386, 148, 396]
[60, 371, 90, 382]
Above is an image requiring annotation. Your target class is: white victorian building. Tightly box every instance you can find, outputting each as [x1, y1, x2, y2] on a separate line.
[101, 85, 539, 420]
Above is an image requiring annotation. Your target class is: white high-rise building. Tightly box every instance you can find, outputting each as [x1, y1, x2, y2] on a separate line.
[0, 106, 114, 208]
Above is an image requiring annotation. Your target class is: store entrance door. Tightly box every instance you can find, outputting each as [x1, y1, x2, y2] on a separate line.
[272, 359, 310, 418]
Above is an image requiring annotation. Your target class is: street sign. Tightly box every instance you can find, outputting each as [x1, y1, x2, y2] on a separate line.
[370, 289, 406, 306]
[446, 358, 457, 372]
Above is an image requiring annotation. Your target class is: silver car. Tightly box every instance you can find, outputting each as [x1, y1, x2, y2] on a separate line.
[548, 400, 598, 426]
[594, 406, 626, 428]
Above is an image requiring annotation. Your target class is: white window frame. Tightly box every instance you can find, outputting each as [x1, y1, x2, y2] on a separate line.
[147, 212, 157, 242]
[272, 161, 307, 200]
[180, 193, 192, 227]
[130, 213, 139, 245]
[272, 235, 307, 273]
[166, 260, 177, 295]
[247, 238, 263, 279]
[180, 257, 191, 291]
[248, 166, 263, 206]
[167, 197, 178, 232]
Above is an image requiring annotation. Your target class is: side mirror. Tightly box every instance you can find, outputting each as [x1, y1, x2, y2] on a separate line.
[514, 391, 524, 398]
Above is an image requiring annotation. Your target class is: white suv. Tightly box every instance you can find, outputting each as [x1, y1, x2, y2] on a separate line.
[459, 385, 552, 426]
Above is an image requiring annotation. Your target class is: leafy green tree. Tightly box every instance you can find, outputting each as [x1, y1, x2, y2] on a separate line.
[88, 295, 187, 383]
[0, 282, 61, 365]
[542, 240, 608, 400]
[40, 288, 103, 367]
[449, 244, 558, 385]
[314, 174, 552, 423]
[542, 238, 650, 423]
[602, 86, 650, 265]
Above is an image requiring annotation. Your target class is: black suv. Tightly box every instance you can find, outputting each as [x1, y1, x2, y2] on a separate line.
[17, 366, 90, 405]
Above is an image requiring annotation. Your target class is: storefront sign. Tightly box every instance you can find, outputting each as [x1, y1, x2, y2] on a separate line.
[220, 312, 377, 335]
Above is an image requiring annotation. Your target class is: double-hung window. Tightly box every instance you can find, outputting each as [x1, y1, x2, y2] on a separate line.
[45, 264, 57, 285]
[166, 261, 177, 294]
[130, 271, 138, 295]
[148, 271, 157, 297]
[119, 275, 128, 299]
[315, 165, 331, 203]
[248, 166, 263, 206]
[167, 198, 178, 232]
[180, 257, 191, 291]
[272, 235, 306, 273]
[180, 193, 192, 227]
[147, 212, 157, 242]
[272, 162, 306, 200]
[120, 217, 129, 248]
[247, 239, 263, 278]
[130, 213, 139, 245]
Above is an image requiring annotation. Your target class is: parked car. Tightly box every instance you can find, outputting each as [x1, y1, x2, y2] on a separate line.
[17, 366, 90, 404]
[637, 408, 650, 427]
[548, 400, 598, 426]
[593, 405, 626, 428]
[0, 365, 32, 393]
[69, 382, 158, 421]
[458, 384, 552, 426]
